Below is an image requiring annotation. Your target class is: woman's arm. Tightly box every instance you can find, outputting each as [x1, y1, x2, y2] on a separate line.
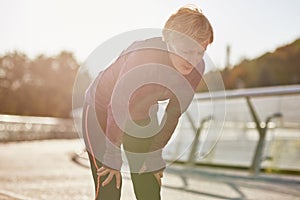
[150, 95, 182, 151]
[102, 103, 123, 170]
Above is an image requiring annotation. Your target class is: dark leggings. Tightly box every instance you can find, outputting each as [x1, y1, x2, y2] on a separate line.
[83, 104, 161, 200]
[87, 151, 161, 200]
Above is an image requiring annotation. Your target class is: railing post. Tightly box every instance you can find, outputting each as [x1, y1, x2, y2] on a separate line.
[185, 111, 211, 165]
[246, 97, 265, 176]
[246, 97, 282, 176]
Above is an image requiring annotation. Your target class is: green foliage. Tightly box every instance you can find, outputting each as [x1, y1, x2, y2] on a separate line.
[0, 51, 85, 118]
[197, 38, 300, 92]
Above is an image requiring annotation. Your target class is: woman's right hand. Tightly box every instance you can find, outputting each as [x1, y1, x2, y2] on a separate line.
[97, 166, 121, 189]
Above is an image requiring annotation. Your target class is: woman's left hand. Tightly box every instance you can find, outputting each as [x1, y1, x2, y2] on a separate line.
[153, 170, 163, 186]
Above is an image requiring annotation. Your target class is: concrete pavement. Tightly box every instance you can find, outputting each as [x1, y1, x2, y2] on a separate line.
[0, 139, 299, 200]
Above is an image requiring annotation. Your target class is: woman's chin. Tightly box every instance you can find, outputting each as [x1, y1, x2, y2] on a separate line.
[178, 66, 193, 75]
[171, 59, 193, 75]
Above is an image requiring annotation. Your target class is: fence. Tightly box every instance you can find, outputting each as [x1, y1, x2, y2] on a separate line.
[0, 114, 77, 142]
[1, 85, 300, 176]
[163, 84, 300, 175]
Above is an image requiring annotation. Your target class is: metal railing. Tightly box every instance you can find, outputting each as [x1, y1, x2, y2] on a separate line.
[0, 114, 77, 142]
[1, 85, 300, 175]
[186, 84, 300, 175]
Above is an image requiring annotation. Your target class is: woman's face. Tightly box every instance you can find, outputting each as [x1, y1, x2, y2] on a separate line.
[167, 39, 208, 75]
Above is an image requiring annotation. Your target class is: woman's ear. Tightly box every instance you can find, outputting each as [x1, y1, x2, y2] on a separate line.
[200, 39, 210, 51]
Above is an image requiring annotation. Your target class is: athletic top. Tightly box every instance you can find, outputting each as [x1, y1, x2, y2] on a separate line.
[85, 37, 205, 170]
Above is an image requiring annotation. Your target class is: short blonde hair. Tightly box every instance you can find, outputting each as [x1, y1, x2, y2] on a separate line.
[163, 5, 213, 45]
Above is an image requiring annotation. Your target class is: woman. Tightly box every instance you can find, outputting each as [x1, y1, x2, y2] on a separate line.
[83, 5, 213, 200]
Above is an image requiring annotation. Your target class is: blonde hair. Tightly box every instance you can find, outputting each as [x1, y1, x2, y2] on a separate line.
[163, 5, 213, 45]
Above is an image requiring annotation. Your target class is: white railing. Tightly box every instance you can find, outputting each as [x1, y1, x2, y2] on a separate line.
[165, 84, 300, 175]
[0, 114, 76, 142]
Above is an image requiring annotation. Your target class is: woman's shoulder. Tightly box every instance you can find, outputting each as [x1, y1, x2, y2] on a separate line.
[122, 37, 168, 55]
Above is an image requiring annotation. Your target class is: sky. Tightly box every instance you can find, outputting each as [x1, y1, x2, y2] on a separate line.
[1, 0, 300, 69]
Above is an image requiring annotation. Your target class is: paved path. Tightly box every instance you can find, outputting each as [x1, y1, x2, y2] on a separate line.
[0, 139, 299, 200]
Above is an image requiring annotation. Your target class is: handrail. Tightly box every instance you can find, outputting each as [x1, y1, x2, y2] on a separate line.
[187, 84, 300, 176]
[194, 84, 300, 100]
[0, 114, 72, 125]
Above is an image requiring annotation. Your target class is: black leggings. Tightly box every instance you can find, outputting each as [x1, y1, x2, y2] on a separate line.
[87, 151, 161, 200]
[83, 103, 161, 200]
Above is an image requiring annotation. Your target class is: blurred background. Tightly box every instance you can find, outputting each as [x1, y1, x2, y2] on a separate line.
[0, 0, 300, 200]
